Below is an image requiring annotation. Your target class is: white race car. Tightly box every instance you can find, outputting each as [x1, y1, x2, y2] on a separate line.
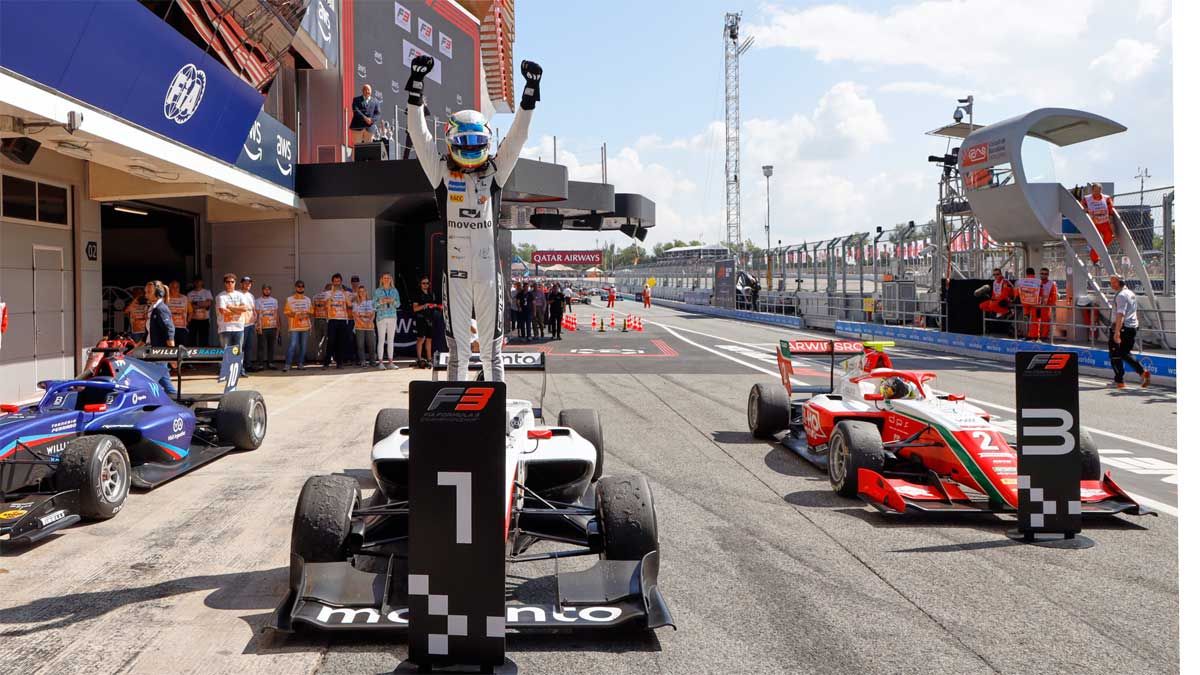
[274, 358, 673, 633]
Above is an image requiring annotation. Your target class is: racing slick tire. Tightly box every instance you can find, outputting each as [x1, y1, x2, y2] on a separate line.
[216, 390, 267, 450]
[1080, 429, 1101, 481]
[291, 474, 359, 563]
[55, 435, 130, 520]
[827, 420, 886, 499]
[748, 381, 790, 439]
[373, 408, 410, 446]
[559, 409, 604, 480]
[596, 475, 658, 561]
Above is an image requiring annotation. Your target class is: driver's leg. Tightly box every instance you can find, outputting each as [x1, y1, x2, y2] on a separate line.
[444, 271, 473, 381]
[476, 271, 504, 382]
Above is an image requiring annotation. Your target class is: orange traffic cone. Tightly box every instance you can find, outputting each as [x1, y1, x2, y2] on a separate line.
[591, 314, 597, 330]
[609, 313, 616, 327]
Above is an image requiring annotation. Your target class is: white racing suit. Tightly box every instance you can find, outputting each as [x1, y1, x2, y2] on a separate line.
[408, 103, 533, 381]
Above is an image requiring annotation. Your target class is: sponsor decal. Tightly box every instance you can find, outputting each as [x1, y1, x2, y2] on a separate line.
[448, 180, 467, 191]
[963, 142, 988, 167]
[9, 502, 34, 509]
[391, 80, 401, 94]
[450, 270, 468, 279]
[449, 194, 464, 203]
[357, 63, 367, 78]
[374, 50, 383, 65]
[39, 509, 67, 527]
[163, 64, 206, 124]
[131, 393, 147, 405]
[459, 208, 480, 218]
[316, 0, 333, 42]
[50, 420, 76, 433]
[786, 339, 863, 354]
[311, 603, 623, 626]
[439, 32, 453, 58]
[530, 250, 605, 266]
[449, 171, 464, 180]
[418, 17, 433, 45]
[1025, 352, 1071, 373]
[243, 120, 263, 160]
[0, 509, 27, 520]
[895, 485, 934, 498]
[448, 219, 492, 229]
[275, 133, 293, 176]
[478, 193, 488, 205]
[394, 2, 411, 31]
[172, 417, 184, 434]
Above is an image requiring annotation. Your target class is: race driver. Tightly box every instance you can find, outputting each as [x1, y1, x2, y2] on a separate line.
[405, 54, 542, 382]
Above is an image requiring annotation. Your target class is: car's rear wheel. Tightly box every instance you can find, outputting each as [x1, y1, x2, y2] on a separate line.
[373, 408, 409, 446]
[596, 475, 658, 561]
[827, 420, 886, 498]
[559, 409, 604, 480]
[56, 435, 130, 519]
[1080, 429, 1101, 481]
[292, 474, 359, 563]
[216, 390, 267, 450]
[748, 382, 790, 439]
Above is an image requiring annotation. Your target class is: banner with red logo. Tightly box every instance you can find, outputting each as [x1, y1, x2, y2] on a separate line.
[531, 250, 603, 266]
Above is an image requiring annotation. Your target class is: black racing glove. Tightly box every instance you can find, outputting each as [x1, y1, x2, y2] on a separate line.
[520, 60, 542, 110]
[406, 55, 434, 106]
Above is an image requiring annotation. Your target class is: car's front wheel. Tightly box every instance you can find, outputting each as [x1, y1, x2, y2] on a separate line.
[56, 435, 130, 519]
[291, 474, 359, 563]
[827, 420, 885, 498]
[596, 475, 658, 561]
[216, 390, 267, 450]
[373, 408, 409, 446]
[559, 408, 604, 480]
[748, 382, 790, 439]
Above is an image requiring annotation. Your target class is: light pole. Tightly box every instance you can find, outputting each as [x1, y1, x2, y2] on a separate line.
[762, 164, 773, 289]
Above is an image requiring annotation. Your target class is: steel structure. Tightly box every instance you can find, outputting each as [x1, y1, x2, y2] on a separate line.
[724, 13, 752, 253]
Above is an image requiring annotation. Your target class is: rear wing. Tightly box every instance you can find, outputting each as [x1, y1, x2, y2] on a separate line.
[125, 345, 243, 394]
[776, 339, 864, 395]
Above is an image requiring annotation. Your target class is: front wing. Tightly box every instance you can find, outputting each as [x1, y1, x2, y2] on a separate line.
[273, 550, 673, 633]
[0, 490, 81, 549]
[857, 469, 1155, 516]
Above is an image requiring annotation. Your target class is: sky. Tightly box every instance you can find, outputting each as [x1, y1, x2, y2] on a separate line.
[500, 0, 1174, 253]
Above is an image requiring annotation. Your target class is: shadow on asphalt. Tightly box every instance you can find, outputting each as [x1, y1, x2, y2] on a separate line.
[710, 430, 760, 444]
[763, 446, 819, 478]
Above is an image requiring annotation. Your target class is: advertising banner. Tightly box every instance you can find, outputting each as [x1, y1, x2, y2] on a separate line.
[531, 250, 602, 266]
[235, 110, 297, 190]
[1015, 352, 1082, 535]
[406, 381, 507, 668]
[299, 0, 339, 66]
[0, 0, 264, 164]
[355, 0, 479, 123]
[713, 259, 737, 309]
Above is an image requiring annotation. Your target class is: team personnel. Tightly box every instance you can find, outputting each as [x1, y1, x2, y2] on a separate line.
[283, 281, 312, 372]
[216, 273, 250, 350]
[311, 283, 330, 363]
[607, 286, 616, 308]
[1079, 182, 1117, 265]
[979, 268, 1014, 318]
[406, 54, 541, 381]
[187, 276, 213, 346]
[324, 273, 354, 369]
[1031, 267, 1058, 341]
[238, 276, 258, 372]
[352, 285, 377, 368]
[125, 287, 149, 342]
[166, 280, 191, 347]
[256, 284, 280, 370]
[373, 273, 401, 370]
[145, 281, 174, 348]
[1109, 274, 1150, 389]
[642, 283, 652, 309]
[413, 276, 439, 369]
[1014, 268, 1040, 338]
[563, 284, 574, 312]
[547, 283, 565, 339]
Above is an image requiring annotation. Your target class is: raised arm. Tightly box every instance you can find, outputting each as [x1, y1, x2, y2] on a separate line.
[405, 55, 443, 188]
[495, 60, 542, 187]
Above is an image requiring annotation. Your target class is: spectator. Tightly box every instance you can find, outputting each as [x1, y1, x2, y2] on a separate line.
[215, 273, 249, 351]
[374, 273, 401, 370]
[324, 273, 354, 369]
[125, 287, 149, 342]
[283, 280, 312, 372]
[509, 281, 521, 337]
[166, 280, 191, 347]
[532, 283, 547, 339]
[352, 285, 377, 368]
[239, 276, 258, 373]
[547, 283, 565, 340]
[186, 276, 213, 346]
[311, 283, 330, 363]
[145, 281, 174, 348]
[413, 275, 439, 369]
[522, 282, 535, 340]
[256, 284, 280, 370]
[349, 84, 381, 145]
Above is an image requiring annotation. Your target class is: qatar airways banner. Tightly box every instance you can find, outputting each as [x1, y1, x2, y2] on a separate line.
[531, 250, 603, 266]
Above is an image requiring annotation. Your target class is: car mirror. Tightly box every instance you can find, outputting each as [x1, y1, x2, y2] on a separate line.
[83, 403, 108, 413]
[946, 393, 965, 401]
[0, 404, 20, 413]
[864, 393, 884, 401]
[527, 429, 552, 440]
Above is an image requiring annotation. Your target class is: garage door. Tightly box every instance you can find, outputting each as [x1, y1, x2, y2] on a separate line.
[211, 217, 296, 321]
[33, 245, 67, 382]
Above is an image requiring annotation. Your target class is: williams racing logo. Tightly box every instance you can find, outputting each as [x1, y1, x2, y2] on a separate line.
[422, 386, 495, 422]
[164, 64, 207, 124]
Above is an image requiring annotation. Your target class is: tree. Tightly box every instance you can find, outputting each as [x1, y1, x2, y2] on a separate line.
[514, 242, 537, 263]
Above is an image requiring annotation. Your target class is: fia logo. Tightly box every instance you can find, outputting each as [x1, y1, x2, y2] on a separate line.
[172, 417, 184, 434]
[164, 64, 207, 124]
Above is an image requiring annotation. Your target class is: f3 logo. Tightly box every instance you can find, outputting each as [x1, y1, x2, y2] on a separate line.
[1027, 353, 1070, 371]
[428, 387, 494, 412]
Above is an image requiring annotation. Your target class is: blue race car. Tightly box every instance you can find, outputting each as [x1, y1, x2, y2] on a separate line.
[0, 341, 266, 548]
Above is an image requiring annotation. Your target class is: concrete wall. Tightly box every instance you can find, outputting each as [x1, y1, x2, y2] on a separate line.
[297, 213, 374, 289]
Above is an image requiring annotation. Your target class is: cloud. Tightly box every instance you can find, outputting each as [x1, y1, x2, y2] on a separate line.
[1090, 38, 1160, 82]
[743, 82, 888, 161]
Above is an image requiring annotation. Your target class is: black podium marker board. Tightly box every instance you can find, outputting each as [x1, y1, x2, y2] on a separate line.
[1015, 352, 1083, 539]
[404, 381, 508, 670]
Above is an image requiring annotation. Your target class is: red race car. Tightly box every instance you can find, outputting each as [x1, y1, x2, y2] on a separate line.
[747, 339, 1153, 517]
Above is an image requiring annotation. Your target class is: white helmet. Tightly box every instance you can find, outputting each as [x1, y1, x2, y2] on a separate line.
[445, 110, 492, 170]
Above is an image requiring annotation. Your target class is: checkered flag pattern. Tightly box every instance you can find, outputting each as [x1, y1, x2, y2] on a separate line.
[409, 573, 505, 656]
[1018, 474, 1082, 528]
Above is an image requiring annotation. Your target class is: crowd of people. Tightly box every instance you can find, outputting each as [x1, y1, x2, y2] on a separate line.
[123, 272, 443, 374]
[509, 279, 582, 341]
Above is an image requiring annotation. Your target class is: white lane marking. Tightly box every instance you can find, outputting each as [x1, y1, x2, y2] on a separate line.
[717, 344, 778, 365]
[642, 312, 1178, 456]
[658, 321, 1178, 516]
[1098, 449, 1132, 455]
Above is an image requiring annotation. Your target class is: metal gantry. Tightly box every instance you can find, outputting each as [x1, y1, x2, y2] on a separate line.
[724, 12, 752, 256]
